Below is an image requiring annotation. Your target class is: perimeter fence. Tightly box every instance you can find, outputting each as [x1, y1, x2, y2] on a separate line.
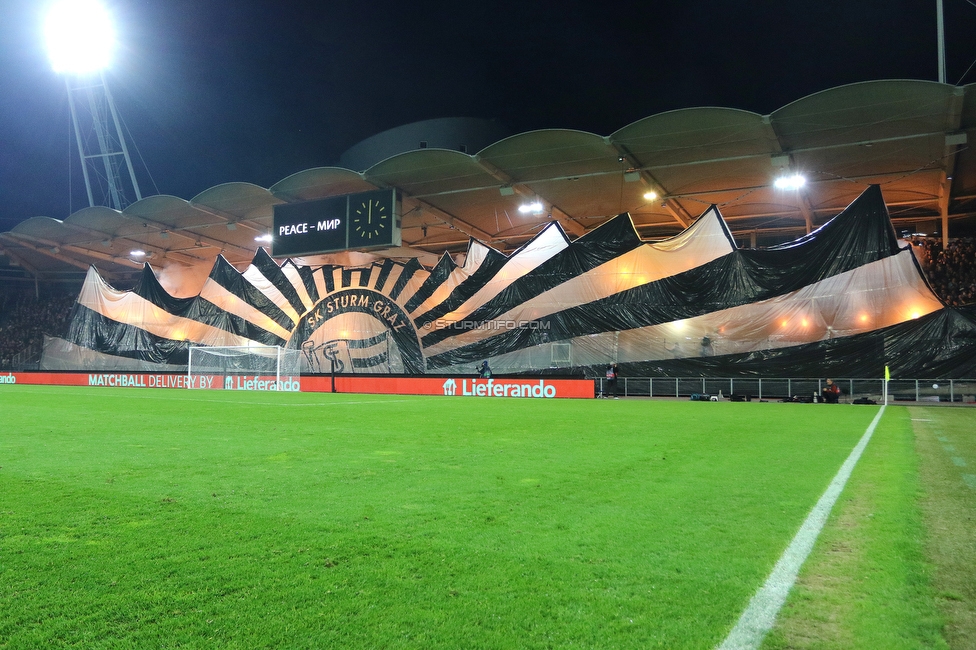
[594, 377, 976, 404]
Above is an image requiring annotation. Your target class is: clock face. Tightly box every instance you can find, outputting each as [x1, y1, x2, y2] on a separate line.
[352, 198, 389, 242]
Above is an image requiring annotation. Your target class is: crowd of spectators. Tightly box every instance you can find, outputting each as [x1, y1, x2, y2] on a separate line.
[0, 292, 77, 369]
[910, 237, 976, 307]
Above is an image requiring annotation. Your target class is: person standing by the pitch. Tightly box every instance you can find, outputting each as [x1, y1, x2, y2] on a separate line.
[606, 363, 619, 399]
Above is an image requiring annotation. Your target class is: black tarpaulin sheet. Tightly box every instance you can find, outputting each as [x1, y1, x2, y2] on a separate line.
[412, 244, 509, 328]
[65, 265, 281, 364]
[66, 303, 192, 366]
[425, 186, 910, 369]
[134, 264, 285, 347]
[405, 252, 457, 313]
[420, 214, 640, 348]
[251, 248, 307, 318]
[209, 255, 295, 331]
[583, 307, 976, 380]
[52, 185, 976, 378]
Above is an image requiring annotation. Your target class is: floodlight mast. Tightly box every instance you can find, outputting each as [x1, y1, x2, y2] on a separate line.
[936, 0, 946, 84]
[46, 0, 143, 211]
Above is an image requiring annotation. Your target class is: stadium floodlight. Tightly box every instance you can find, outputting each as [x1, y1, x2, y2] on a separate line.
[518, 201, 544, 215]
[255, 234, 273, 243]
[130, 249, 146, 257]
[45, 0, 144, 212]
[45, 0, 115, 74]
[643, 191, 658, 201]
[773, 173, 806, 190]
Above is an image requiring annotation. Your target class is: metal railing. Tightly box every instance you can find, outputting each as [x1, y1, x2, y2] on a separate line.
[1, 343, 41, 371]
[595, 377, 976, 403]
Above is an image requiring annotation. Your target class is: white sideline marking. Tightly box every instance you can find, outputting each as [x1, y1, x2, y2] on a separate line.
[717, 405, 887, 650]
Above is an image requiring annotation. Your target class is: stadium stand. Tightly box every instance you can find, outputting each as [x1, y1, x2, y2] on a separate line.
[912, 237, 976, 306]
[0, 292, 76, 369]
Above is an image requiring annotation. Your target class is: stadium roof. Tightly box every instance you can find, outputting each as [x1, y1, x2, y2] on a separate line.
[2, 79, 975, 284]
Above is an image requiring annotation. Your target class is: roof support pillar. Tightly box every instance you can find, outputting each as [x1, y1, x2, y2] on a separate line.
[662, 200, 691, 229]
[938, 88, 967, 249]
[798, 198, 814, 234]
[939, 177, 950, 248]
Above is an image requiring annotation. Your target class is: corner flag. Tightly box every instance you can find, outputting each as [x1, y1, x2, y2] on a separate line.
[884, 365, 890, 381]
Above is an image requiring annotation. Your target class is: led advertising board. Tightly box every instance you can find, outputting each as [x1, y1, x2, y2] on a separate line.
[271, 189, 400, 257]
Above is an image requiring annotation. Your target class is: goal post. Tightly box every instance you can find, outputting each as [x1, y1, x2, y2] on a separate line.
[187, 345, 302, 391]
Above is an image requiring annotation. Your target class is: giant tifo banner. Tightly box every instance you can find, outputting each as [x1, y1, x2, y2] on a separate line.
[43, 186, 976, 379]
[2, 372, 593, 398]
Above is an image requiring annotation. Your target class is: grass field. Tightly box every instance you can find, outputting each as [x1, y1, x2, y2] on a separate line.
[0, 386, 972, 648]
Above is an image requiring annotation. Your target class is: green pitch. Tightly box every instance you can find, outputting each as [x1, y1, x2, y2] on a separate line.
[0, 387, 948, 648]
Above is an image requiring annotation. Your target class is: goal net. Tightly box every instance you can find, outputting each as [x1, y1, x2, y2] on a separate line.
[187, 345, 302, 391]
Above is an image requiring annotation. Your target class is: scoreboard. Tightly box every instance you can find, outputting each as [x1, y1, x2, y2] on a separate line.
[271, 189, 401, 257]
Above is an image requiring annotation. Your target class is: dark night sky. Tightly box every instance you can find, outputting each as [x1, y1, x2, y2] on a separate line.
[2, 0, 976, 231]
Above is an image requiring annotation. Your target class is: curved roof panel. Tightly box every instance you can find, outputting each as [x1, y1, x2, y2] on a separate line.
[67, 206, 147, 239]
[10, 216, 67, 239]
[123, 195, 213, 229]
[190, 182, 279, 219]
[477, 129, 615, 182]
[270, 167, 375, 201]
[771, 80, 957, 149]
[611, 107, 769, 167]
[366, 149, 497, 196]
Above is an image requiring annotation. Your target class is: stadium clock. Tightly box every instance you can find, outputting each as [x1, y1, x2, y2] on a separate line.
[351, 196, 390, 245]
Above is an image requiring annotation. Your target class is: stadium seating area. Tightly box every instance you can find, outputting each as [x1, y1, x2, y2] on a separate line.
[912, 237, 976, 306]
[0, 292, 76, 369]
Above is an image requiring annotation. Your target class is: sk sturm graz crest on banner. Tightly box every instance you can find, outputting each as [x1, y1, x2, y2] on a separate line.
[59, 186, 976, 379]
[291, 288, 425, 375]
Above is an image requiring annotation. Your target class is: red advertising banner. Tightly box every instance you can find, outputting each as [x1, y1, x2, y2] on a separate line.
[2, 372, 299, 391]
[302, 376, 595, 399]
[3, 372, 103, 386]
[2, 372, 594, 399]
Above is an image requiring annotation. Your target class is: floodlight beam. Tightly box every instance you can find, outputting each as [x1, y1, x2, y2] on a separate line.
[773, 174, 806, 190]
[518, 201, 544, 214]
[45, 0, 115, 74]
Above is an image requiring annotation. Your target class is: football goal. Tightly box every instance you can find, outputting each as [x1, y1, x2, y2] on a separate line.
[187, 345, 302, 391]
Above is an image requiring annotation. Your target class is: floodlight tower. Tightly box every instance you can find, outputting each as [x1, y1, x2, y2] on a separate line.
[45, 0, 142, 211]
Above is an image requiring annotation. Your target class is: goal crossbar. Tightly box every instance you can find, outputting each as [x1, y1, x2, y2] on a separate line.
[187, 345, 301, 390]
